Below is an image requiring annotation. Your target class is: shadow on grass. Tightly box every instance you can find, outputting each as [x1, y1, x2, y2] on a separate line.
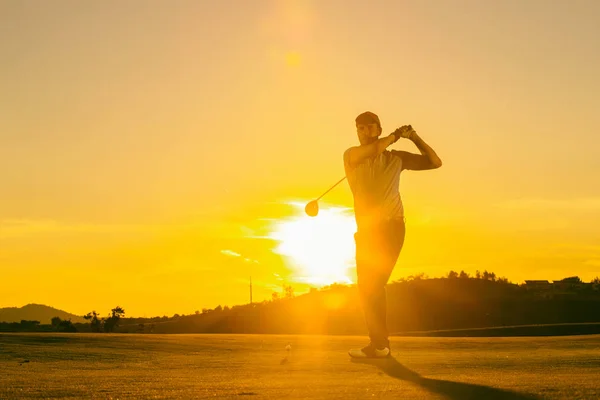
[351, 356, 541, 400]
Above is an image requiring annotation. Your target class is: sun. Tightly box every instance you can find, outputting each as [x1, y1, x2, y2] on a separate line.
[268, 202, 357, 286]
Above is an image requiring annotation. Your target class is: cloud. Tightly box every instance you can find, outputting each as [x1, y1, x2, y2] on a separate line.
[494, 197, 600, 211]
[220, 249, 241, 258]
[220, 249, 260, 264]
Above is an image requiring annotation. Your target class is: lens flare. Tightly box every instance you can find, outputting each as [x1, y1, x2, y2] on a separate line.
[268, 202, 356, 286]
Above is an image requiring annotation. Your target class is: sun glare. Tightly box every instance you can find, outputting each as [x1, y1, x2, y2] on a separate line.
[268, 202, 357, 286]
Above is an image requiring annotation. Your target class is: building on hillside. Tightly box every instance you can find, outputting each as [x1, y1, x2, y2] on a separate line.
[524, 280, 551, 289]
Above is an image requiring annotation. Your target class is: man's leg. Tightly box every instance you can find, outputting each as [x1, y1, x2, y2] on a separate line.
[370, 273, 392, 348]
[353, 244, 391, 357]
[359, 220, 405, 348]
[371, 219, 406, 347]
[353, 219, 405, 353]
[357, 266, 382, 346]
[355, 230, 381, 347]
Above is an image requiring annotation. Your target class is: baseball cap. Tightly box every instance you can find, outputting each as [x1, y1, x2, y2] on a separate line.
[355, 111, 381, 128]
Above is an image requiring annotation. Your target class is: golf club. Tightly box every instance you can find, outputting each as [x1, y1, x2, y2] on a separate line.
[305, 176, 347, 217]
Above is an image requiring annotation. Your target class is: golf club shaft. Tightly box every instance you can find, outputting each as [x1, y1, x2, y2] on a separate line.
[316, 176, 346, 201]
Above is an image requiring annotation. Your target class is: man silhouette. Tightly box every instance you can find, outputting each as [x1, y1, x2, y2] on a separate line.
[344, 111, 442, 358]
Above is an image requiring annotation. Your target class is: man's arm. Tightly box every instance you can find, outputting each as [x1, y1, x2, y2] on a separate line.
[411, 131, 442, 168]
[343, 134, 396, 169]
[394, 129, 443, 170]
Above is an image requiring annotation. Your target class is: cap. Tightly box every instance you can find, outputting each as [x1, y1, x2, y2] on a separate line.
[355, 111, 381, 128]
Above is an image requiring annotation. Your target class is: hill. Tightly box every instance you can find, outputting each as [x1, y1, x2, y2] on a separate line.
[0, 304, 86, 324]
[111, 275, 600, 335]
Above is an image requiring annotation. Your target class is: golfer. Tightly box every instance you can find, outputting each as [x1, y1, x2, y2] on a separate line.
[344, 111, 442, 358]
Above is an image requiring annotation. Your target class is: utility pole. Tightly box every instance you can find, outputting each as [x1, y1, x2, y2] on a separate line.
[249, 276, 253, 305]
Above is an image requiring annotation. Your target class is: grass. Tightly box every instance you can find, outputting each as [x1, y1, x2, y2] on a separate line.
[392, 322, 600, 337]
[1, 333, 599, 399]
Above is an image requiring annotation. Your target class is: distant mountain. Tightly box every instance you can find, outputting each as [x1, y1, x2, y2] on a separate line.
[0, 304, 86, 324]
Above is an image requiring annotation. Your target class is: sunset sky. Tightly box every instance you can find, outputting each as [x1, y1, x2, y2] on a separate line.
[1, 0, 599, 317]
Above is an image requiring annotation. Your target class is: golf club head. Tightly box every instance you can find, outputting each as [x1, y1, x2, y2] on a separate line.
[305, 200, 319, 217]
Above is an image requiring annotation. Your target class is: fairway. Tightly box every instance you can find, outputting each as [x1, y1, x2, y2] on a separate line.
[1, 334, 599, 399]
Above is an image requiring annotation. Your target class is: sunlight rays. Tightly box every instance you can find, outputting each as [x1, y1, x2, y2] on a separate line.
[267, 202, 356, 286]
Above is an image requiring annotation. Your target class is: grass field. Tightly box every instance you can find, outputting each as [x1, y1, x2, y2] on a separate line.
[1, 333, 599, 399]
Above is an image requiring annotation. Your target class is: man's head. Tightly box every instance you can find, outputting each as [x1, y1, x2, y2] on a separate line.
[355, 111, 382, 145]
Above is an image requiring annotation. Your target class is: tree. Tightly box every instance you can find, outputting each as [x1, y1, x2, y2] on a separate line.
[84, 311, 102, 332]
[475, 270, 481, 279]
[459, 271, 470, 279]
[51, 317, 62, 329]
[447, 270, 458, 279]
[284, 285, 295, 299]
[20, 320, 40, 330]
[482, 270, 490, 281]
[272, 292, 280, 301]
[103, 306, 126, 333]
[214, 305, 223, 312]
[560, 276, 582, 284]
[592, 277, 600, 292]
[408, 273, 427, 281]
[111, 306, 125, 319]
[58, 319, 77, 332]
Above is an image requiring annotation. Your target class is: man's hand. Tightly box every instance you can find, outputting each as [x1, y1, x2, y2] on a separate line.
[391, 125, 416, 142]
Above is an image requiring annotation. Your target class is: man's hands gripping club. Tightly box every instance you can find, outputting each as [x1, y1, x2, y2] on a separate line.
[390, 125, 416, 142]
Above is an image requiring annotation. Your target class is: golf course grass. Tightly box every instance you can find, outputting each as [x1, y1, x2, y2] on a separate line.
[1, 333, 599, 399]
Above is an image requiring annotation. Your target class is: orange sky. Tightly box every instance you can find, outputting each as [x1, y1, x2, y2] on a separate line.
[1, 1, 599, 317]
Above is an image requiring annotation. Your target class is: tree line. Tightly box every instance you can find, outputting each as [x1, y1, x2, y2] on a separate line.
[0, 306, 126, 333]
[126, 272, 600, 335]
[2, 273, 600, 334]
[83, 306, 125, 332]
